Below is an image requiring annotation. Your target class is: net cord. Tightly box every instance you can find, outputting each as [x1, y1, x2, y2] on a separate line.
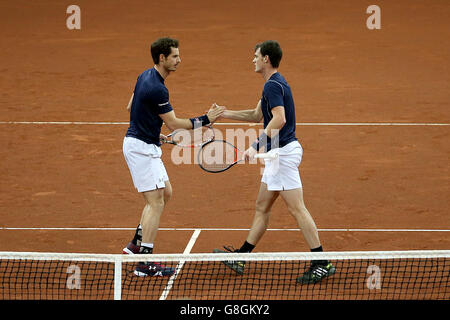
[0, 250, 449, 262]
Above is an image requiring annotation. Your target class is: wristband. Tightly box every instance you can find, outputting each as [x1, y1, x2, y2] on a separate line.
[189, 114, 210, 128]
[251, 132, 269, 151]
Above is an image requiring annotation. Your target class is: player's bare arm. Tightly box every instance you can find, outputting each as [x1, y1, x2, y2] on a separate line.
[217, 100, 263, 123]
[159, 111, 192, 131]
[243, 106, 286, 160]
[264, 106, 286, 135]
[159, 104, 225, 131]
[126, 93, 134, 112]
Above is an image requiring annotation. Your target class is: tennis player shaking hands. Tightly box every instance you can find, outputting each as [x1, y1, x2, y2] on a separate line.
[122, 37, 224, 277]
[213, 40, 336, 284]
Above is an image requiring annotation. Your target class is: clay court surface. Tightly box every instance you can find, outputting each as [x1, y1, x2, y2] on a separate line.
[0, 0, 449, 258]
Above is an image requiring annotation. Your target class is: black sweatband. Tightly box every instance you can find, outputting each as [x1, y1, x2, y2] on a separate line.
[189, 114, 210, 128]
[251, 132, 269, 151]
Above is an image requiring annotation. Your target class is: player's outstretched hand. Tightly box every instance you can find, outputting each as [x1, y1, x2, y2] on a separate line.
[206, 103, 226, 123]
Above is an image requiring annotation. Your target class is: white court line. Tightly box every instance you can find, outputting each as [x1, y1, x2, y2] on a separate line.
[0, 227, 449, 232]
[216, 122, 450, 126]
[161, 227, 450, 232]
[159, 229, 201, 300]
[0, 121, 448, 126]
[0, 121, 129, 125]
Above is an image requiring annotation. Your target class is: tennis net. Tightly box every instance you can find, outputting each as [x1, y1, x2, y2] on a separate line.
[0, 250, 448, 300]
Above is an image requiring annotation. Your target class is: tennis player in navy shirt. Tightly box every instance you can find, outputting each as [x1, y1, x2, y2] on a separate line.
[214, 40, 336, 284]
[126, 67, 174, 146]
[258, 71, 297, 151]
[122, 38, 224, 277]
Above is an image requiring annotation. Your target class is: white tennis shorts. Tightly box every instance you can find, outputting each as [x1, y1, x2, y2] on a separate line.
[261, 140, 303, 191]
[123, 136, 169, 193]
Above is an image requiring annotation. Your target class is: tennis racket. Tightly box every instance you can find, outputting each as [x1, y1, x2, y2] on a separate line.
[197, 140, 277, 173]
[161, 125, 215, 148]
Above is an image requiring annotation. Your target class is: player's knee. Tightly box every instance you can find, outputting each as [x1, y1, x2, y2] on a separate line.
[163, 182, 172, 204]
[255, 201, 271, 215]
[143, 191, 165, 209]
[152, 197, 165, 210]
[288, 204, 308, 218]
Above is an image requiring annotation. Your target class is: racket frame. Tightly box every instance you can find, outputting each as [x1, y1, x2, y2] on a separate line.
[197, 140, 278, 173]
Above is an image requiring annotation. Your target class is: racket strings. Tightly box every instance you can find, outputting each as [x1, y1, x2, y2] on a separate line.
[198, 141, 238, 172]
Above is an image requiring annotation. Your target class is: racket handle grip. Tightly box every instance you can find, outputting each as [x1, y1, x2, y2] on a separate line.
[254, 153, 278, 159]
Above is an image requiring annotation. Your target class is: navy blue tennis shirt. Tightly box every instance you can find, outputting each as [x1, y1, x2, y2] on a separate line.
[126, 68, 173, 146]
[261, 72, 297, 151]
